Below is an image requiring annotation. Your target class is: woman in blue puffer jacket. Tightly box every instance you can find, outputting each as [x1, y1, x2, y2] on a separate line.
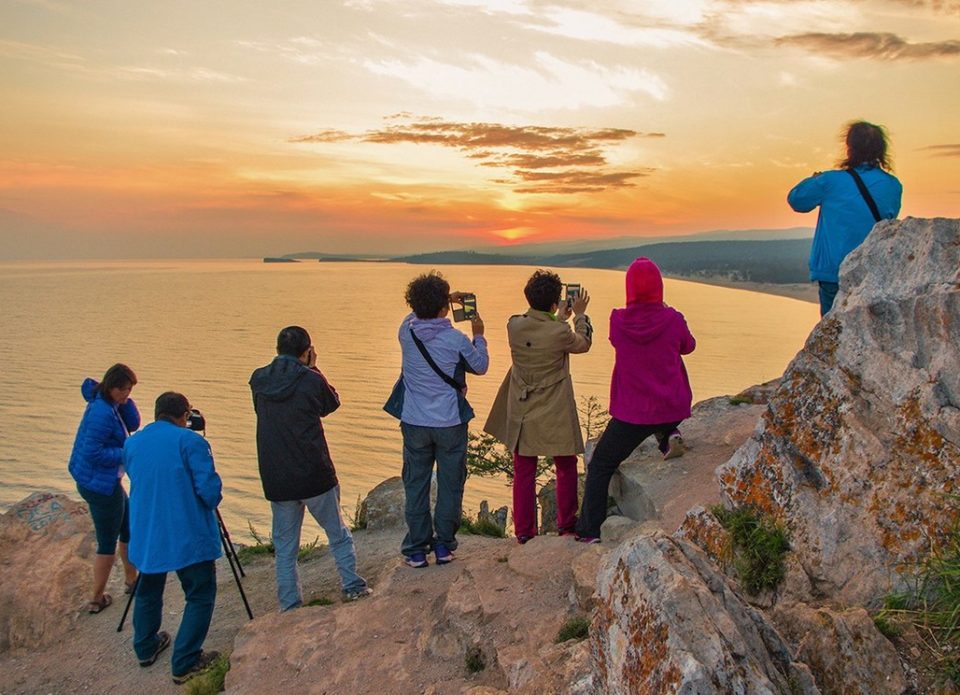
[68, 363, 141, 613]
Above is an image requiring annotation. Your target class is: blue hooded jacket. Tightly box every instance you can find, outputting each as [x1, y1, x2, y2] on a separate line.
[67, 378, 141, 496]
[399, 313, 489, 427]
[124, 419, 223, 573]
[788, 164, 902, 283]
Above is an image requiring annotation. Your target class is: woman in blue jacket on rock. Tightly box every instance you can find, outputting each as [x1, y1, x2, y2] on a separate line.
[788, 120, 903, 316]
[67, 363, 141, 613]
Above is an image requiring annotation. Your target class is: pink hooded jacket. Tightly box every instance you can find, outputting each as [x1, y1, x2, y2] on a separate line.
[609, 258, 696, 424]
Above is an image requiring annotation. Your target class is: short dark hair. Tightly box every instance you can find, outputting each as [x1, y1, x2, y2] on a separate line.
[841, 121, 892, 171]
[97, 363, 137, 403]
[524, 270, 562, 312]
[277, 326, 311, 357]
[405, 272, 450, 319]
[155, 391, 190, 422]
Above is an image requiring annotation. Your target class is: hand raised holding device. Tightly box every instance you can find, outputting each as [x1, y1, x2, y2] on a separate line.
[450, 293, 478, 322]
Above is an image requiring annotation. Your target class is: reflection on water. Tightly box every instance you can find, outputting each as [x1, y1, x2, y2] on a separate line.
[0, 260, 819, 538]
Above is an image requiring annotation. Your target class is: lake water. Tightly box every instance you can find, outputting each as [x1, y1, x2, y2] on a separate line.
[0, 260, 819, 540]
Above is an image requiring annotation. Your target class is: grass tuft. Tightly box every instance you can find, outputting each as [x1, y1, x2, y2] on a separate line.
[465, 646, 485, 673]
[460, 515, 506, 538]
[182, 653, 230, 695]
[306, 596, 335, 607]
[711, 504, 790, 595]
[555, 616, 590, 643]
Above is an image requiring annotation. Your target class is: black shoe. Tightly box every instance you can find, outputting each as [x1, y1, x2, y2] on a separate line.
[171, 650, 221, 685]
[139, 630, 171, 667]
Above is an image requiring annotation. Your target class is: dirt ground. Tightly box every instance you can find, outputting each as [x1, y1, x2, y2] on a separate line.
[0, 525, 407, 694]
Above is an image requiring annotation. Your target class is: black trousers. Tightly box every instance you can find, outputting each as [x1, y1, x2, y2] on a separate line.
[575, 417, 682, 538]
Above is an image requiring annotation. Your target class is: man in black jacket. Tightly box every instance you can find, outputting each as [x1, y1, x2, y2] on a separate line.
[250, 326, 369, 610]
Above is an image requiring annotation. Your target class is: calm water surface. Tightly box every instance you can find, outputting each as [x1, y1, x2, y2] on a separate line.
[0, 260, 819, 539]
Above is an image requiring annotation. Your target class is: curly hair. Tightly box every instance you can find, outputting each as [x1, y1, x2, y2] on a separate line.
[405, 271, 450, 319]
[523, 269, 563, 312]
[840, 121, 892, 171]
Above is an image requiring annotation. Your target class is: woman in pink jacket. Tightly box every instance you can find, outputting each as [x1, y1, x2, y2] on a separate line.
[575, 258, 696, 542]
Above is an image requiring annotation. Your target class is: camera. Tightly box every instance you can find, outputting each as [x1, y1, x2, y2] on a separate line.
[187, 408, 206, 431]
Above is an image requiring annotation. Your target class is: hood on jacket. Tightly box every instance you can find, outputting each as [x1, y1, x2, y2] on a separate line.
[611, 303, 676, 345]
[81, 377, 99, 403]
[626, 257, 663, 305]
[409, 316, 452, 342]
[249, 355, 308, 402]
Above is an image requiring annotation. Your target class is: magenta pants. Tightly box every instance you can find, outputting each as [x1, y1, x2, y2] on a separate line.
[512, 452, 579, 539]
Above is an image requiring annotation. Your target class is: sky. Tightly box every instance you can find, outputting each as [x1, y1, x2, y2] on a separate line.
[1, 0, 958, 259]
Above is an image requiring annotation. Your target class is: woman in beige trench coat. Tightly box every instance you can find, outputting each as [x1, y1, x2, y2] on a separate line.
[483, 270, 592, 543]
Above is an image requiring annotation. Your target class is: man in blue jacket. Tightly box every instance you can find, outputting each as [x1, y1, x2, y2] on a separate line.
[250, 326, 369, 610]
[125, 392, 223, 685]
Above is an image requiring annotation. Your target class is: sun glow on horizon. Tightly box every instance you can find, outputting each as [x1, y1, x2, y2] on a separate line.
[0, 0, 957, 259]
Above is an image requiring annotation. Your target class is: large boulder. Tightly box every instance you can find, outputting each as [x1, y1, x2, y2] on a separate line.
[591, 530, 818, 694]
[717, 217, 960, 604]
[0, 493, 94, 652]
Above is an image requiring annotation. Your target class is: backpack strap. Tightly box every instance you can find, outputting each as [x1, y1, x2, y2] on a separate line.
[409, 328, 463, 391]
[846, 168, 883, 223]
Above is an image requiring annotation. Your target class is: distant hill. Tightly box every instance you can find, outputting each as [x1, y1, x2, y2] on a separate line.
[393, 239, 812, 284]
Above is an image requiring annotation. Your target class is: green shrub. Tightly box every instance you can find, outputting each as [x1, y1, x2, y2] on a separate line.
[459, 515, 506, 538]
[306, 596, 334, 607]
[465, 646, 485, 673]
[237, 523, 322, 563]
[555, 616, 590, 643]
[711, 504, 790, 595]
[183, 653, 230, 695]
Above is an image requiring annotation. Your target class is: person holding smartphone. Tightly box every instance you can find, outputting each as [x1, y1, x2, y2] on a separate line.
[483, 270, 592, 544]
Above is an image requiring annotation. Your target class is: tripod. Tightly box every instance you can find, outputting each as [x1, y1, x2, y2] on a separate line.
[117, 508, 254, 631]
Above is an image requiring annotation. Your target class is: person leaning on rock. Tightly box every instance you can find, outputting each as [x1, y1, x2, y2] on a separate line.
[484, 269, 592, 544]
[787, 120, 903, 317]
[124, 391, 223, 685]
[249, 326, 370, 609]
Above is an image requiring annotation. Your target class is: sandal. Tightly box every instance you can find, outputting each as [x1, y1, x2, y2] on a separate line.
[87, 593, 113, 614]
[124, 578, 139, 595]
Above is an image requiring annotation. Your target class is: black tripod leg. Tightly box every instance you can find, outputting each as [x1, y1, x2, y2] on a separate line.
[217, 510, 253, 620]
[116, 574, 140, 632]
[216, 509, 245, 578]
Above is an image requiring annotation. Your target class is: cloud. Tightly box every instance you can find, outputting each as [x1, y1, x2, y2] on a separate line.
[921, 144, 960, 157]
[363, 51, 669, 110]
[292, 115, 663, 194]
[886, 0, 960, 15]
[775, 32, 960, 60]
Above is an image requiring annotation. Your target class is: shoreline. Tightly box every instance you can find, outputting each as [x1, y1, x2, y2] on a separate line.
[666, 274, 818, 304]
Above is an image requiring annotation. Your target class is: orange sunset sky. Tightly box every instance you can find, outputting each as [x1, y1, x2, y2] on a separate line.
[1, 0, 958, 259]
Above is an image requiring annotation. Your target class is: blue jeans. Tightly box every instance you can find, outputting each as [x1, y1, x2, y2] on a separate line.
[271, 485, 366, 611]
[133, 560, 216, 676]
[400, 422, 467, 557]
[818, 281, 839, 317]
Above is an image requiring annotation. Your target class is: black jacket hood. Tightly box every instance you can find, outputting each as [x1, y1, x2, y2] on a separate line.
[249, 355, 307, 402]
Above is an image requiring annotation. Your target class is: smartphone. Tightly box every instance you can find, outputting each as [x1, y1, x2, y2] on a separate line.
[564, 283, 581, 310]
[451, 293, 478, 322]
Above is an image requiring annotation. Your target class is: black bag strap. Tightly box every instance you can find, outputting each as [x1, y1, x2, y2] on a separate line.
[846, 168, 882, 223]
[409, 328, 463, 391]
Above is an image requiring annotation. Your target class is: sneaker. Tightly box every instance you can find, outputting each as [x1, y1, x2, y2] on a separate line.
[343, 586, 373, 601]
[138, 630, 171, 667]
[434, 544, 455, 565]
[404, 552, 429, 568]
[663, 434, 685, 460]
[171, 650, 221, 685]
[516, 535, 534, 545]
[558, 527, 577, 537]
[574, 535, 600, 544]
